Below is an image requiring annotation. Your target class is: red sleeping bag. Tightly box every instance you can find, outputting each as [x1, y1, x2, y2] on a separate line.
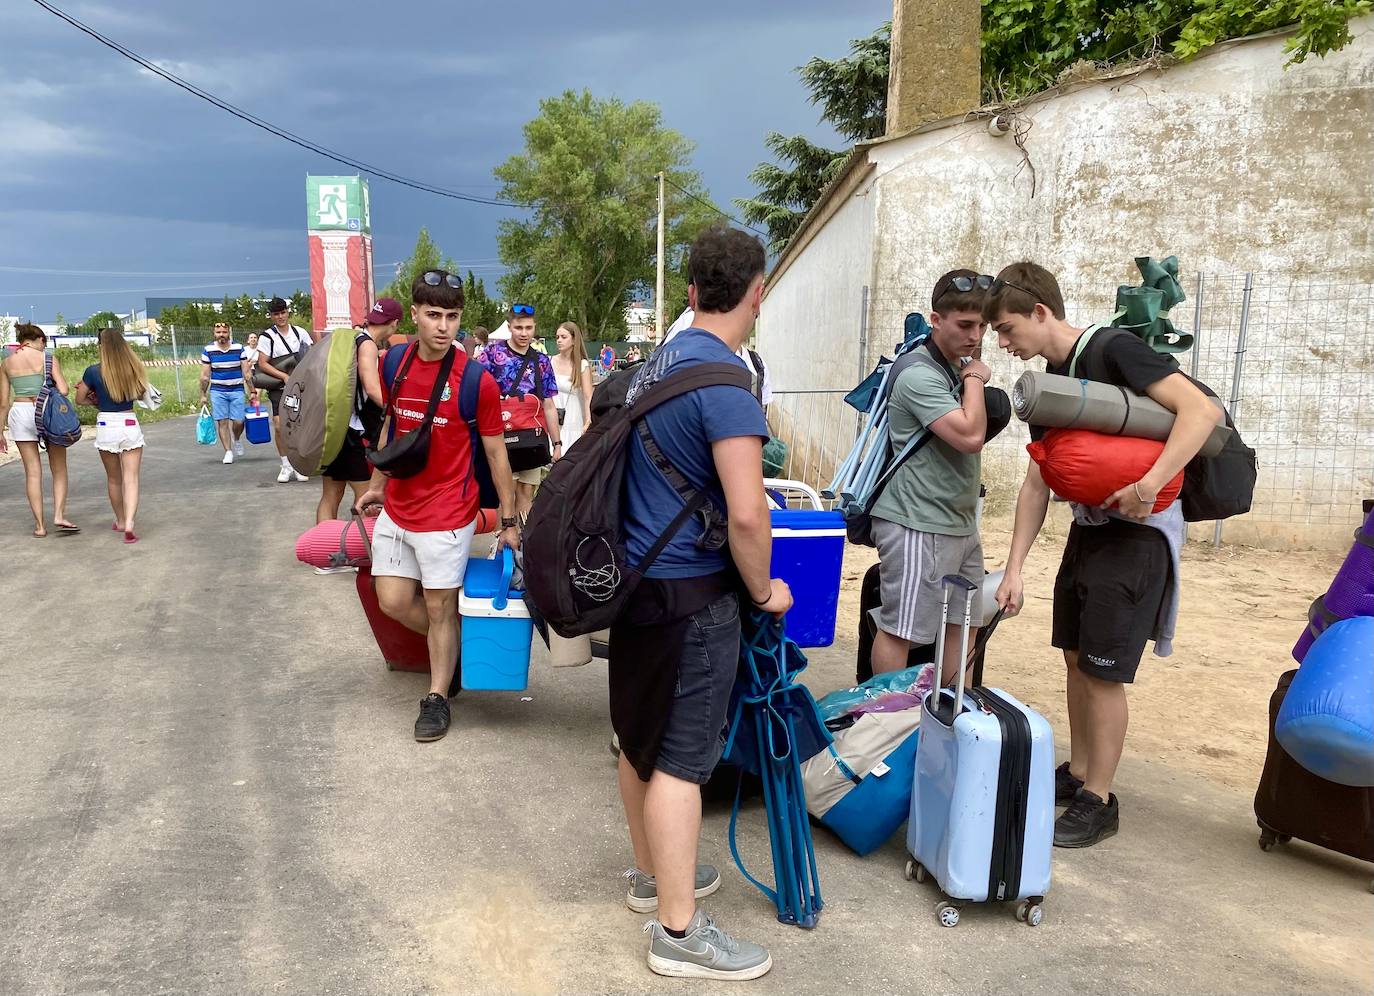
[1027, 428, 1182, 513]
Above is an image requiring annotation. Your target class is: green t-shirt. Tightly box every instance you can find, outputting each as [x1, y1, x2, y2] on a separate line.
[870, 352, 981, 536]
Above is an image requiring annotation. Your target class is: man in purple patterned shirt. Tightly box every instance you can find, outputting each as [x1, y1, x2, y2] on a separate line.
[479, 304, 561, 519]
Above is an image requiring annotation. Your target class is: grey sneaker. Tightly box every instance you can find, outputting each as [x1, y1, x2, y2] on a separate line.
[645, 909, 772, 981]
[624, 865, 722, 913]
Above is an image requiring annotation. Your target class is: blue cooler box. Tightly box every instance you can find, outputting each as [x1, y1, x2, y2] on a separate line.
[460, 550, 533, 691]
[244, 404, 272, 445]
[770, 508, 846, 648]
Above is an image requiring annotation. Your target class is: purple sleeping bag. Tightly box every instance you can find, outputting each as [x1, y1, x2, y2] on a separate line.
[1293, 506, 1374, 663]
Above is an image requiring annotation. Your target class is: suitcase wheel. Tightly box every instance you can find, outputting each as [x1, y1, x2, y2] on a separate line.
[1016, 900, 1045, 927]
[902, 859, 928, 884]
[936, 901, 961, 928]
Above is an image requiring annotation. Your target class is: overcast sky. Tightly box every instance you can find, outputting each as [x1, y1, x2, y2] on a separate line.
[0, 0, 888, 323]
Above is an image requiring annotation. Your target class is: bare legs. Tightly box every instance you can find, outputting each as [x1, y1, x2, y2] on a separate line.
[618, 757, 702, 931]
[1063, 650, 1129, 799]
[375, 577, 458, 697]
[17, 440, 45, 536]
[515, 481, 536, 521]
[317, 479, 367, 524]
[99, 447, 143, 536]
[872, 623, 978, 684]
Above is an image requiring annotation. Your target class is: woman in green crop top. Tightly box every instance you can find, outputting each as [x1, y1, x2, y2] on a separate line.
[0, 323, 79, 536]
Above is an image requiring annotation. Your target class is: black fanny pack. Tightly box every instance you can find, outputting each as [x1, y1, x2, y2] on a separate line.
[368, 344, 456, 479]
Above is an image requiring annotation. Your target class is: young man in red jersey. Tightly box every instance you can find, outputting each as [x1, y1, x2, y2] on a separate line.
[355, 270, 520, 742]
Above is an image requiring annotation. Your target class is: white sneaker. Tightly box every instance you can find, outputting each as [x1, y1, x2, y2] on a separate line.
[293, 471, 309, 482]
[276, 464, 292, 483]
[314, 565, 356, 575]
[222, 450, 234, 465]
[233, 439, 245, 456]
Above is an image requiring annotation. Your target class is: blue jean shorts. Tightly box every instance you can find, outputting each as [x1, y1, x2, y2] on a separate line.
[210, 389, 246, 422]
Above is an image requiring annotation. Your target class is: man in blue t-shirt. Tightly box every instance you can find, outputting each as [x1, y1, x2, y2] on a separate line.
[198, 321, 257, 464]
[610, 226, 791, 983]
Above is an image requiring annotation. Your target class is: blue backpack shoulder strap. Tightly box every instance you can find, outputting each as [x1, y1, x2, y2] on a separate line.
[458, 354, 484, 428]
[381, 341, 408, 391]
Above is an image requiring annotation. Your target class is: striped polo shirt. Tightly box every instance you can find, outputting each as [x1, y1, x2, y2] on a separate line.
[202, 342, 246, 391]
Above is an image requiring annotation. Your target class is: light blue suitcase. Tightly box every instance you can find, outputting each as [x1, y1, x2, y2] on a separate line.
[904, 575, 1055, 927]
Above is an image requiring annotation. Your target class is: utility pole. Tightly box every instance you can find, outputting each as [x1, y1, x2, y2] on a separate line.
[655, 170, 666, 342]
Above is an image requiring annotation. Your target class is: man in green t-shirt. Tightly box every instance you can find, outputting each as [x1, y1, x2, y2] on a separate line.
[870, 270, 994, 682]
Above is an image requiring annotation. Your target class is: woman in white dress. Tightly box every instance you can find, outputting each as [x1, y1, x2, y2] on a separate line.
[551, 321, 594, 451]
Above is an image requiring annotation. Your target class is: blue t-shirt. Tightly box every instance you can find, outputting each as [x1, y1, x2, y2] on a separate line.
[82, 364, 134, 412]
[623, 329, 769, 579]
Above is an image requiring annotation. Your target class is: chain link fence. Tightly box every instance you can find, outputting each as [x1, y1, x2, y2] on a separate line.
[766, 273, 1373, 548]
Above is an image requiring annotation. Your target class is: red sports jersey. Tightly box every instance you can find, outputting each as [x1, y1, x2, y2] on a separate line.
[381, 349, 503, 531]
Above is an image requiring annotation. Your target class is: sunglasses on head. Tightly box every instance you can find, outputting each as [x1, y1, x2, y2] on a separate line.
[934, 273, 994, 299]
[421, 270, 462, 289]
[511, 303, 535, 316]
[990, 276, 1038, 300]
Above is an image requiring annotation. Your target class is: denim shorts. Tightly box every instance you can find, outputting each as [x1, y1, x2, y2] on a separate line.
[210, 389, 246, 423]
[652, 594, 742, 784]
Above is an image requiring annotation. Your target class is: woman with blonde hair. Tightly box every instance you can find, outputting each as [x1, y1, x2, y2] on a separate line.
[0, 323, 79, 536]
[551, 320, 594, 450]
[75, 328, 149, 544]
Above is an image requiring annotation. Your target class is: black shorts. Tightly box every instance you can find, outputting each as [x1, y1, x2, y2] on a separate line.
[1051, 519, 1169, 683]
[323, 430, 371, 483]
[609, 575, 739, 784]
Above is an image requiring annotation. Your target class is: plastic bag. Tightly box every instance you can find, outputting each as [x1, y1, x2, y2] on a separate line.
[817, 663, 934, 724]
[196, 406, 217, 445]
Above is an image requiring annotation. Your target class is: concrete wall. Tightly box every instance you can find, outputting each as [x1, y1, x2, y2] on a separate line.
[759, 20, 1374, 547]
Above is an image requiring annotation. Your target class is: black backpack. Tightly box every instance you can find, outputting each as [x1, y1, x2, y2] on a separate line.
[524, 361, 753, 638]
[1075, 328, 1256, 521]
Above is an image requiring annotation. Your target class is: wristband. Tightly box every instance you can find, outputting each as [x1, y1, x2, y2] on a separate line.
[961, 371, 988, 384]
[500, 516, 518, 529]
[751, 590, 771, 606]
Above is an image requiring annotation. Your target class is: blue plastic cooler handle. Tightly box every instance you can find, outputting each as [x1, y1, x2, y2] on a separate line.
[492, 547, 514, 611]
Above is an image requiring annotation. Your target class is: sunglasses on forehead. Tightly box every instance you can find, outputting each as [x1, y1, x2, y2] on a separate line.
[933, 273, 994, 302]
[511, 303, 535, 316]
[990, 276, 1039, 299]
[421, 270, 462, 289]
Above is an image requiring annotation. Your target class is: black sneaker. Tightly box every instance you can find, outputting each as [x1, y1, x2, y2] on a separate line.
[1055, 762, 1085, 803]
[1053, 788, 1119, 848]
[414, 693, 451, 742]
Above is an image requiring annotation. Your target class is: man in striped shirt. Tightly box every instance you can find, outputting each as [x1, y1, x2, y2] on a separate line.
[200, 321, 259, 465]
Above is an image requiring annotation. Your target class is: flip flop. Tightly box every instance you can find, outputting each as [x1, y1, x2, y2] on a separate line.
[123, 530, 139, 545]
[112, 522, 122, 531]
[55, 523, 81, 535]
[32, 529, 47, 538]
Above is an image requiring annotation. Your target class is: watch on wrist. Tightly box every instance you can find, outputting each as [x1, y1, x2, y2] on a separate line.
[501, 516, 518, 529]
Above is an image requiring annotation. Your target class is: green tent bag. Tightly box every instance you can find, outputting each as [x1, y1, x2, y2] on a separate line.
[281, 329, 360, 476]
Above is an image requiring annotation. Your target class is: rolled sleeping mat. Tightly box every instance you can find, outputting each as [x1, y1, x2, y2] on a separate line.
[1027, 428, 1183, 513]
[1276, 616, 1374, 787]
[1291, 508, 1374, 662]
[1013, 371, 1230, 458]
[295, 509, 500, 569]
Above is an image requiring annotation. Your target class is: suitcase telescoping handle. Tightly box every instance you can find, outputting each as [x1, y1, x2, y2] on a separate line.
[932, 574, 979, 721]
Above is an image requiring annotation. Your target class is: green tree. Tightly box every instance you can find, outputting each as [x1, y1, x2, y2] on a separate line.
[741, 4, 1368, 253]
[494, 89, 718, 341]
[736, 23, 890, 253]
[80, 310, 123, 334]
[462, 271, 504, 331]
[378, 228, 457, 336]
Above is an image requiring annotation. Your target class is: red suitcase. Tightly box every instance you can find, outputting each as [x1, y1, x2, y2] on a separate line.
[355, 567, 432, 673]
[1254, 669, 1374, 891]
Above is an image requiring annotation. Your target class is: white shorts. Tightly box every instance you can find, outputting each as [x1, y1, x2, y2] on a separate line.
[6, 401, 38, 443]
[370, 508, 476, 590]
[94, 412, 145, 453]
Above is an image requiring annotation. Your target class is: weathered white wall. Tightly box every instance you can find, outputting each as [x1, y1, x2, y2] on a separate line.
[759, 20, 1374, 547]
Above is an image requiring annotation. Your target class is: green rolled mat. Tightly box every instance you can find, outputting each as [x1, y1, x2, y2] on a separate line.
[763, 436, 789, 477]
[1012, 371, 1230, 458]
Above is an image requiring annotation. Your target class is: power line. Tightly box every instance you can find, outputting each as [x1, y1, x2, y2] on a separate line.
[661, 176, 769, 239]
[0, 262, 396, 277]
[30, 0, 519, 209]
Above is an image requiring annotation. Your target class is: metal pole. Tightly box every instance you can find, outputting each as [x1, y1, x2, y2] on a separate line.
[1190, 273, 1204, 380]
[655, 171, 666, 341]
[858, 284, 870, 386]
[170, 323, 184, 405]
[1214, 272, 1253, 547]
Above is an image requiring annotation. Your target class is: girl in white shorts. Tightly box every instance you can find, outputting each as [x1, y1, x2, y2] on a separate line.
[0, 324, 79, 537]
[76, 329, 150, 544]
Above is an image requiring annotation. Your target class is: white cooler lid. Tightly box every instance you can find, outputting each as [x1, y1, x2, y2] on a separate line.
[460, 593, 530, 619]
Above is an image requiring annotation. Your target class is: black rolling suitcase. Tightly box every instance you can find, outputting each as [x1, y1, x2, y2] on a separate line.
[1254, 669, 1374, 891]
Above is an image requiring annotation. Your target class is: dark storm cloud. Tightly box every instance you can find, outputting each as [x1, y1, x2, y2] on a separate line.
[0, 0, 888, 320]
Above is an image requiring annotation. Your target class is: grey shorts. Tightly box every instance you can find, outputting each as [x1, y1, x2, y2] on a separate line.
[871, 517, 983, 645]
